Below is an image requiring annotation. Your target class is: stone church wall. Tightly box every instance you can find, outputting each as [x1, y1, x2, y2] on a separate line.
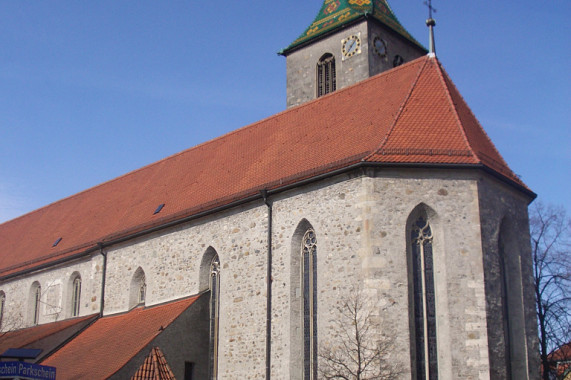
[477, 175, 539, 380]
[267, 168, 494, 379]
[103, 203, 270, 379]
[0, 168, 538, 379]
[0, 257, 102, 329]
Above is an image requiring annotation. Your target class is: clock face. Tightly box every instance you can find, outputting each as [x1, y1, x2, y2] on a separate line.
[342, 34, 361, 59]
[373, 37, 387, 58]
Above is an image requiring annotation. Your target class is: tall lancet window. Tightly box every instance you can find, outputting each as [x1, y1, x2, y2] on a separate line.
[302, 229, 318, 380]
[71, 275, 82, 317]
[411, 215, 438, 379]
[0, 292, 5, 329]
[209, 255, 220, 380]
[31, 283, 41, 325]
[317, 53, 336, 97]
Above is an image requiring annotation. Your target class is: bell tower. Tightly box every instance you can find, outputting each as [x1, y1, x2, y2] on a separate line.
[280, 0, 427, 108]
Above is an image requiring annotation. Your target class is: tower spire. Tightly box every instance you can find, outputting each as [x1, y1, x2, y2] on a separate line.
[424, 0, 436, 56]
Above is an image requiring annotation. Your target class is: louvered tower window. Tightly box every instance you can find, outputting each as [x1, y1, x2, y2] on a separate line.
[317, 54, 336, 97]
[71, 276, 82, 317]
[411, 216, 438, 379]
[302, 229, 318, 380]
[209, 255, 220, 380]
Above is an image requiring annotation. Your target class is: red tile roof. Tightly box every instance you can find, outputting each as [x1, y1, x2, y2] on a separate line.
[132, 347, 176, 380]
[41, 296, 197, 380]
[0, 55, 531, 278]
[548, 342, 571, 378]
[0, 314, 97, 358]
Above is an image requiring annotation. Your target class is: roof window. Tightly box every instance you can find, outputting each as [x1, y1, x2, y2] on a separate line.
[153, 204, 165, 215]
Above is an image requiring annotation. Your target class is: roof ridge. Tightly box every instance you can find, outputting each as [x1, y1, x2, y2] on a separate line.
[364, 55, 430, 160]
[1, 58, 429, 228]
[432, 58, 479, 161]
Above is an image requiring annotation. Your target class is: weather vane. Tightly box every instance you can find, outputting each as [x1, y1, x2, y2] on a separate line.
[424, 0, 437, 55]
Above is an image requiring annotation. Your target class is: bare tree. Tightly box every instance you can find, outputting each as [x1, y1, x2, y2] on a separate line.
[318, 289, 400, 380]
[0, 311, 24, 338]
[530, 202, 571, 380]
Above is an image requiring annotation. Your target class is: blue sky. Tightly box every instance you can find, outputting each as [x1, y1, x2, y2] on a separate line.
[0, 0, 569, 223]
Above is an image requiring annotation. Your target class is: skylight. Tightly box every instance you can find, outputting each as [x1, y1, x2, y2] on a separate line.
[154, 204, 165, 215]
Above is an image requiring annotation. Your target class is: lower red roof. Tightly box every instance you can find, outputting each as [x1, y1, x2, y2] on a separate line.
[132, 347, 176, 380]
[0, 314, 98, 361]
[41, 296, 198, 380]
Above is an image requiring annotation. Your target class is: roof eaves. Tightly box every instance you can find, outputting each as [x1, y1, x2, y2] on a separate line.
[1, 153, 369, 280]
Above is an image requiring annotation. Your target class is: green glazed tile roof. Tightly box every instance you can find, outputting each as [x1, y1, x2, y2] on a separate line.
[281, 0, 425, 54]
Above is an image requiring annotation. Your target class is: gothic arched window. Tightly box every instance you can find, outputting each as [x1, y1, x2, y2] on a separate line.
[209, 255, 220, 380]
[302, 229, 317, 380]
[71, 274, 82, 317]
[0, 291, 5, 329]
[317, 53, 336, 97]
[30, 282, 41, 325]
[411, 215, 438, 379]
[130, 267, 146, 308]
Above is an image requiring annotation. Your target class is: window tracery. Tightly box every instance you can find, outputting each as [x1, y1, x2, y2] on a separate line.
[302, 229, 317, 380]
[209, 255, 220, 380]
[71, 276, 81, 317]
[130, 268, 146, 308]
[31, 283, 41, 325]
[138, 277, 146, 304]
[411, 215, 438, 379]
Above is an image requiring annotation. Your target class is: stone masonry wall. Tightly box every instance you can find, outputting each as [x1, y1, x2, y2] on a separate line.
[269, 168, 493, 379]
[0, 167, 537, 379]
[0, 256, 102, 330]
[285, 19, 425, 108]
[103, 203, 270, 379]
[478, 175, 539, 380]
[286, 20, 370, 108]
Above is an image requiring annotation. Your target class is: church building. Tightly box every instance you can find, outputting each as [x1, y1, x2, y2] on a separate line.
[0, 1, 539, 379]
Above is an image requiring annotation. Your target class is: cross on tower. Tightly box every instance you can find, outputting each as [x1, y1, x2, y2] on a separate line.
[424, 0, 437, 20]
[424, 0, 437, 55]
